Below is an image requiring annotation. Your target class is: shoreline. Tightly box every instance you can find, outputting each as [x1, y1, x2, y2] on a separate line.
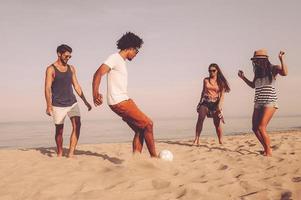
[1, 128, 301, 150]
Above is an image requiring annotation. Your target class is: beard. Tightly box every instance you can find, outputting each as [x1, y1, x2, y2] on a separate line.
[60, 57, 68, 65]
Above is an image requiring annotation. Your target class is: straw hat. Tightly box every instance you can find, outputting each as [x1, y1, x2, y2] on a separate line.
[251, 49, 268, 60]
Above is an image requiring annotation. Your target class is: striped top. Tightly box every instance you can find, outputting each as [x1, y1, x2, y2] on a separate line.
[254, 76, 277, 104]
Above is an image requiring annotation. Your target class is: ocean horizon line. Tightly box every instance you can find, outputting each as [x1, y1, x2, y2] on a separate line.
[1, 114, 301, 124]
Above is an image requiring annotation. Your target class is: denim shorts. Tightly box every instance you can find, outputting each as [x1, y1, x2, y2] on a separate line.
[254, 102, 279, 109]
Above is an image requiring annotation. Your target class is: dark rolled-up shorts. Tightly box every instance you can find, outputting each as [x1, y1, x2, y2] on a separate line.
[110, 99, 152, 129]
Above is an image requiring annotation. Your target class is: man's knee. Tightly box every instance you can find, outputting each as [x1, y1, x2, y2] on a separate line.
[258, 125, 266, 133]
[145, 119, 153, 131]
[76, 119, 81, 129]
[55, 124, 64, 132]
[72, 117, 81, 129]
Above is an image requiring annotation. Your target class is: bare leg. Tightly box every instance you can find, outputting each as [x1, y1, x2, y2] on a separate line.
[213, 114, 223, 144]
[55, 124, 64, 157]
[142, 120, 157, 157]
[258, 107, 276, 156]
[127, 122, 144, 153]
[68, 116, 81, 158]
[252, 108, 266, 151]
[133, 132, 144, 153]
[193, 105, 207, 145]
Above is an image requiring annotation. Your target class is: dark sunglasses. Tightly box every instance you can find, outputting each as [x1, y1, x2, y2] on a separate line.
[62, 55, 72, 59]
[209, 69, 217, 73]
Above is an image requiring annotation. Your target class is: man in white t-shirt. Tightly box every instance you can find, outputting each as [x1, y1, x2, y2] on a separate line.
[92, 32, 157, 157]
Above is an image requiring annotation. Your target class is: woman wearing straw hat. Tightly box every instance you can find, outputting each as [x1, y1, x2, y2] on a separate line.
[238, 49, 288, 156]
[193, 63, 230, 145]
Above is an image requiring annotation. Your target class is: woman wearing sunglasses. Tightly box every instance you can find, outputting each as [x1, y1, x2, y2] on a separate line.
[193, 63, 230, 145]
[238, 49, 288, 156]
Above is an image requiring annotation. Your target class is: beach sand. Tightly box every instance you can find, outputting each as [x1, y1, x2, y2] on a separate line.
[0, 131, 300, 200]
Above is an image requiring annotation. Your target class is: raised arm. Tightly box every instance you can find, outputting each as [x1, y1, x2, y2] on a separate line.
[44, 66, 54, 116]
[274, 51, 288, 76]
[70, 66, 92, 111]
[238, 70, 255, 89]
[92, 64, 110, 106]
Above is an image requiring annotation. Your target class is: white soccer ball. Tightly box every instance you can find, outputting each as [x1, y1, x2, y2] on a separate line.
[159, 150, 173, 161]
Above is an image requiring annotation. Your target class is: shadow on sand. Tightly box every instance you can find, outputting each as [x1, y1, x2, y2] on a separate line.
[158, 140, 260, 156]
[33, 147, 124, 164]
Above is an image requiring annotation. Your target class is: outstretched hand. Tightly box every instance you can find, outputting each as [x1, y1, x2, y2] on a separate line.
[93, 93, 103, 106]
[278, 51, 285, 61]
[238, 70, 244, 79]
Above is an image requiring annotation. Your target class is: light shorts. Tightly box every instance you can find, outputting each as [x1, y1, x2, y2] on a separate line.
[52, 103, 81, 125]
[254, 102, 279, 109]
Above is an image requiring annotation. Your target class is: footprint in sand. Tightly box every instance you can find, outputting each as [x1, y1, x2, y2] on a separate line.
[266, 166, 275, 170]
[173, 170, 180, 176]
[152, 179, 171, 189]
[176, 188, 187, 199]
[271, 144, 281, 150]
[248, 143, 256, 147]
[292, 177, 301, 182]
[278, 158, 285, 162]
[218, 164, 228, 170]
[235, 174, 243, 179]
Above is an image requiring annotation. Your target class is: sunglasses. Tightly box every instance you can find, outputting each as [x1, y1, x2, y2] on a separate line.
[209, 69, 217, 73]
[61, 55, 72, 59]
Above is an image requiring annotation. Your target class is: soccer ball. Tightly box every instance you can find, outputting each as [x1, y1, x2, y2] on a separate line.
[159, 150, 173, 161]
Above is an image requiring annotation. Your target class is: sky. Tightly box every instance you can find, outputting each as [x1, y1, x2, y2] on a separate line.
[0, 0, 300, 122]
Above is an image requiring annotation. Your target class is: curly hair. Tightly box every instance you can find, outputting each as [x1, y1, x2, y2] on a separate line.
[116, 32, 144, 50]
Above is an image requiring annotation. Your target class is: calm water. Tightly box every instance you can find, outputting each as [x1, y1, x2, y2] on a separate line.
[0, 116, 300, 149]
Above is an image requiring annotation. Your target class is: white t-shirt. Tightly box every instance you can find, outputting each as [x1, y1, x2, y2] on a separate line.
[104, 53, 129, 105]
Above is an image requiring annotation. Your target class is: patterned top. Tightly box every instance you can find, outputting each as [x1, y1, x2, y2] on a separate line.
[254, 76, 277, 104]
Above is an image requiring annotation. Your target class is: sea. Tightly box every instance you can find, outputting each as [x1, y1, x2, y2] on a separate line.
[0, 116, 300, 149]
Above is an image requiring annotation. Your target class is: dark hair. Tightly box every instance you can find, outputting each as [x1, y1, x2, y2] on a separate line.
[252, 58, 275, 83]
[57, 44, 72, 54]
[208, 63, 230, 93]
[116, 32, 143, 50]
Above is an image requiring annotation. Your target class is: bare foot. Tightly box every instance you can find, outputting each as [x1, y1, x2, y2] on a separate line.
[265, 149, 272, 157]
[192, 139, 200, 146]
[67, 151, 77, 158]
[57, 152, 63, 157]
